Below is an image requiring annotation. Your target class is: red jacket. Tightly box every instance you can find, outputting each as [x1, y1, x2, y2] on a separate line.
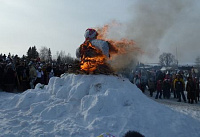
[157, 80, 162, 91]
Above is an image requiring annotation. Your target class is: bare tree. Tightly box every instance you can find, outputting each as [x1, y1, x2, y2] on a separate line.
[159, 52, 177, 67]
[56, 51, 74, 64]
[39, 46, 49, 62]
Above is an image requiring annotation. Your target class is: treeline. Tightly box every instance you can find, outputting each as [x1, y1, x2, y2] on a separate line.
[1, 46, 76, 65]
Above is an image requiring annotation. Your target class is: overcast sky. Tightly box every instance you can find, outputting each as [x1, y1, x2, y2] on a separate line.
[1, 0, 200, 64]
[0, 0, 132, 57]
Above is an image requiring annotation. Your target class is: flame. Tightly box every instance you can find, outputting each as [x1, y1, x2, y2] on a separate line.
[96, 22, 143, 71]
[96, 22, 143, 57]
[79, 21, 143, 73]
[80, 41, 107, 73]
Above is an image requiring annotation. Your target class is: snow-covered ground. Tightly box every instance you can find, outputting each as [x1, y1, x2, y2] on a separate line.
[147, 94, 200, 122]
[0, 74, 200, 137]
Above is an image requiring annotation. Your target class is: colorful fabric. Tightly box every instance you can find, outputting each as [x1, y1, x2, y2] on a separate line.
[97, 133, 115, 137]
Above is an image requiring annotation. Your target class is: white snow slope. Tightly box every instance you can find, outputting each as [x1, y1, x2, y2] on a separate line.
[0, 74, 200, 137]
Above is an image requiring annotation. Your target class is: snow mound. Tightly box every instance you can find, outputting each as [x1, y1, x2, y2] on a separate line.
[0, 74, 200, 137]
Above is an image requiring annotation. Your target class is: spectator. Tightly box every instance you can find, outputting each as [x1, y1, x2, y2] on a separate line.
[155, 80, 162, 99]
[17, 62, 29, 91]
[123, 130, 145, 137]
[46, 63, 52, 84]
[0, 64, 4, 89]
[48, 68, 54, 80]
[194, 77, 199, 101]
[174, 74, 186, 102]
[35, 66, 44, 85]
[148, 78, 155, 97]
[134, 75, 141, 90]
[171, 74, 177, 98]
[3, 63, 16, 92]
[186, 77, 197, 104]
[162, 79, 171, 99]
[29, 62, 37, 89]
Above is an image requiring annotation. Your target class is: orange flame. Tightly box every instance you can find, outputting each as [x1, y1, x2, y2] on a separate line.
[80, 40, 107, 72]
[79, 21, 143, 73]
[96, 22, 143, 58]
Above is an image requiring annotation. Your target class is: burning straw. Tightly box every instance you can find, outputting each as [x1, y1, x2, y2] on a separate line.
[70, 21, 143, 75]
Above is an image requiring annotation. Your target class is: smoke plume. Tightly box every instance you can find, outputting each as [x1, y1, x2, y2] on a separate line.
[96, 21, 142, 74]
[126, 0, 200, 64]
[94, 0, 200, 78]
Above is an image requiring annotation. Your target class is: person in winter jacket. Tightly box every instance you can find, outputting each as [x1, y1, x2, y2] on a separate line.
[16, 62, 29, 91]
[123, 130, 145, 137]
[174, 74, 186, 102]
[194, 77, 199, 101]
[134, 75, 141, 90]
[171, 74, 177, 98]
[35, 66, 44, 85]
[162, 79, 171, 99]
[29, 62, 37, 89]
[0, 64, 4, 89]
[3, 63, 16, 92]
[186, 77, 197, 104]
[155, 80, 162, 99]
[148, 78, 155, 97]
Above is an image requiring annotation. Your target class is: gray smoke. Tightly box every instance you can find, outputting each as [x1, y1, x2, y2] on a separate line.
[101, 0, 200, 79]
[125, 0, 200, 64]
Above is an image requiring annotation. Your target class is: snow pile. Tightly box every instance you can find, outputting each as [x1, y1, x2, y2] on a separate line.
[0, 74, 200, 137]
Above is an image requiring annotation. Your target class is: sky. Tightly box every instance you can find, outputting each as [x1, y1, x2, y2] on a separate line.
[1, 0, 200, 64]
[0, 0, 132, 58]
[0, 74, 200, 137]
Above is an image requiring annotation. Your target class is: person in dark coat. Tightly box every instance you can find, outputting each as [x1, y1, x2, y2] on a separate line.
[16, 62, 29, 91]
[0, 64, 4, 89]
[194, 77, 199, 101]
[3, 63, 16, 92]
[174, 74, 186, 102]
[186, 77, 197, 104]
[162, 79, 171, 99]
[123, 130, 145, 137]
[171, 74, 177, 98]
[134, 75, 141, 90]
[148, 78, 155, 97]
[155, 80, 162, 99]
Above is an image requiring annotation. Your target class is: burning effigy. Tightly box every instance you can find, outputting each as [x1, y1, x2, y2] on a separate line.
[72, 22, 142, 75]
[75, 28, 114, 74]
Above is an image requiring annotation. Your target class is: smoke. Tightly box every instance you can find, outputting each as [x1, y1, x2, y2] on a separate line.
[125, 0, 200, 64]
[95, 0, 200, 78]
[96, 22, 142, 74]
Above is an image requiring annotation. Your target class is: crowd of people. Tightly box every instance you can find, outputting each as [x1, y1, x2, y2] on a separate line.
[1, 52, 200, 106]
[133, 68, 200, 104]
[0, 54, 69, 93]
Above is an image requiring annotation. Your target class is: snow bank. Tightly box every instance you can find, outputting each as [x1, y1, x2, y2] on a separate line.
[0, 74, 200, 137]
